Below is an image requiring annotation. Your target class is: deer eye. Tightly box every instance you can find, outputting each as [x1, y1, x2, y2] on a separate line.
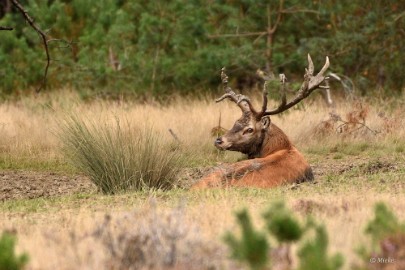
[244, 128, 254, 134]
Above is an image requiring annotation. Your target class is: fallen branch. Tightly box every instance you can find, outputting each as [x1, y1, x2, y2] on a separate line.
[330, 112, 380, 136]
[336, 120, 380, 135]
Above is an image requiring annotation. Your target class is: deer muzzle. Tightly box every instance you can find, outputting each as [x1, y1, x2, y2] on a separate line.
[215, 136, 232, 150]
[215, 137, 223, 145]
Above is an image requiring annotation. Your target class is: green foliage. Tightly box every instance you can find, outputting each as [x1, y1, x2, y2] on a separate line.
[365, 202, 405, 245]
[355, 202, 405, 269]
[223, 209, 269, 270]
[263, 201, 304, 243]
[59, 116, 183, 194]
[1, 1, 404, 96]
[297, 225, 344, 270]
[0, 232, 29, 270]
[224, 201, 344, 270]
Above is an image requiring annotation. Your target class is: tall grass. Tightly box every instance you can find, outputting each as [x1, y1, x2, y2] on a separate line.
[1, 90, 404, 173]
[59, 116, 183, 194]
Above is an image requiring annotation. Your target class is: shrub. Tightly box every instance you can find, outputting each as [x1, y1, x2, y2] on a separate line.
[224, 201, 343, 270]
[297, 225, 344, 270]
[365, 202, 405, 245]
[356, 202, 405, 270]
[59, 116, 183, 194]
[61, 201, 225, 270]
[223, 209, 269, 270]
[0, 232, 29, 270]
[263, 201, 304, 243]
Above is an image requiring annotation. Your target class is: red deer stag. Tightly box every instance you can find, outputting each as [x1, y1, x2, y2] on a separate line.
[192, 55, 330, 189]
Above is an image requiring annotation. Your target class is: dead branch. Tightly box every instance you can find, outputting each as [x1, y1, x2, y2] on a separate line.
[280, 8, 320, 14]
[269, 0, 284, 34]
[168, 129, 181, 143]
[207, 31, 266, 39]
[10, 0, 50, 92]
[317, 112, 380, 136]
[0, 26, 13, 30]
[336, 119, 380, 135]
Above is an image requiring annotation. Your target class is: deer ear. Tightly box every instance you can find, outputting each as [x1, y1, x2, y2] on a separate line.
[261, 116, 271, 130]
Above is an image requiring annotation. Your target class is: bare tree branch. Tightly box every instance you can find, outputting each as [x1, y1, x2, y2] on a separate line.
[270, 0, 284, 34]
[207, 0, 287, 72]
[48, 38, 76, 50]
[207, 0, 320, 72]
[280, 8, 320, 14]
[10, 0, 50, 92]
[0, 26, 13, 30]
[207, 31, 267, 39]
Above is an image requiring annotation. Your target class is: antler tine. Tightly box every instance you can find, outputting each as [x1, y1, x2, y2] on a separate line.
[279, 74, 287, 108]
[257, 74, 286, 119]
[308, 56, 329, 89]
[259, 81, 268, 117]
[263, 55, 330, 116]
[216, 67, 238, 103]
[317, 56, 330, 77]
[220, 67, 230, 91]
[307, 54, 314, 75]
[215, 67, 258, 115]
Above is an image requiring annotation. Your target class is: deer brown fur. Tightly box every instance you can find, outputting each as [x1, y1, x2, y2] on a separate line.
[192, 55, 329, 189]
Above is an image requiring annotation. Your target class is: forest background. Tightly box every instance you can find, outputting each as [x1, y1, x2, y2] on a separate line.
[0, 0, 404, 98]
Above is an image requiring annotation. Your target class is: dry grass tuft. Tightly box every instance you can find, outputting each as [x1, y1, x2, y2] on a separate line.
[59, 115, 183, 193]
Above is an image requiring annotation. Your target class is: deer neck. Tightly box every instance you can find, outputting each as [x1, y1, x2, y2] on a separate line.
[254, 123, 292, 158]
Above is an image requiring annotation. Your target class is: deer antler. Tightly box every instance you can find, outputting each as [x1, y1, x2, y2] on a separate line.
[216, 67, 258, 115]
[261, 54, 330, 116]
[217, 55, 329, 118]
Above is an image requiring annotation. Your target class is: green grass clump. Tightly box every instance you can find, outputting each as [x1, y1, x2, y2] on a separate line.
[0, 232, 29, 270]
[59, 116, 183, 194]
[0, 155, 74, 173]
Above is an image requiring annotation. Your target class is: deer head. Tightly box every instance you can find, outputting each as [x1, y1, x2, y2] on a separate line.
[215, 54, 330, 158]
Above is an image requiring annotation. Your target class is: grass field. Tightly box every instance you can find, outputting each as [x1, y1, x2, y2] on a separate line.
[0, 90, 404, 269]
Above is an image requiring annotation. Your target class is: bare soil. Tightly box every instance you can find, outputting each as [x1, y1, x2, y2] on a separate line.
[0, 171, 96, 201]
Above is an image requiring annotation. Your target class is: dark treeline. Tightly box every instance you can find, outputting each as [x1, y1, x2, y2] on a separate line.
[0, 0, 404, 97]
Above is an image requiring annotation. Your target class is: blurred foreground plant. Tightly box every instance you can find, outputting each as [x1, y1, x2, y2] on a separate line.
[224, 201, 343, 270]
[356, 203, 405, 270]
[0, 231, 29, 270]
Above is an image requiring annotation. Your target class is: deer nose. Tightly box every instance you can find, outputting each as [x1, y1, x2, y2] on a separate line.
[215, 137, 223, 145]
